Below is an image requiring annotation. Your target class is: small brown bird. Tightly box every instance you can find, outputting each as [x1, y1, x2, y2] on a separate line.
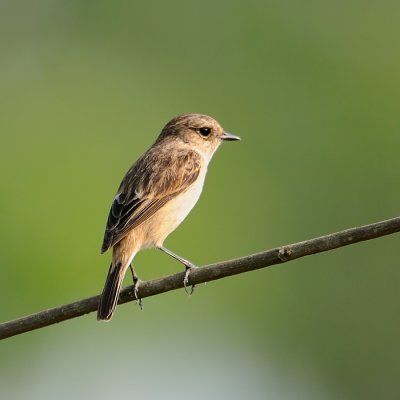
[97, 113, 240, 320]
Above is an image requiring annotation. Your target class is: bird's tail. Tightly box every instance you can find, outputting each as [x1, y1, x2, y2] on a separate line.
[97, 261, 127, 321]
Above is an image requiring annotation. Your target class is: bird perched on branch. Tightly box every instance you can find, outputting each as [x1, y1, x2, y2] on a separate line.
[97, 113, 240, 321]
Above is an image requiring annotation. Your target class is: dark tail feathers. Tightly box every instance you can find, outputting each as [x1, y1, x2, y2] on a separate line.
[97, 262, 125, 321]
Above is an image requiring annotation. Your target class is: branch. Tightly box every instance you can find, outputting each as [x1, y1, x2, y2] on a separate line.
[1, 216, 400, 340]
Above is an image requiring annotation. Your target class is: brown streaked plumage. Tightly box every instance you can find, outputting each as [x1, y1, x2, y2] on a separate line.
[101, 148, 202, 253]
[97, 113, 240, 321]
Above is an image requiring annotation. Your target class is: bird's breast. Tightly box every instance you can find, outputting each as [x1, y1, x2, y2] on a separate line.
[162, 171, 206, 229]
[143, 167, 207, 247]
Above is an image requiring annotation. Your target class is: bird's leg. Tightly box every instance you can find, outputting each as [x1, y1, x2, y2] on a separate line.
[129, 264, 143, 310]
[158, 246, 196, 295]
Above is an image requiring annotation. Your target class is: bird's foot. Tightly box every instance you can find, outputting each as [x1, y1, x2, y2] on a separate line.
[183, 263, 197, 296]
[133, 279, 143, 310]
[129, 264, 143, 310]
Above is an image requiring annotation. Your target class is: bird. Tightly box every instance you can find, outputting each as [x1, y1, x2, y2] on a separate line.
[97, 113, 240, 321]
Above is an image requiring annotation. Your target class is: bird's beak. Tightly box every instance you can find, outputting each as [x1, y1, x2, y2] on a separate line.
[221, 131, 241, 141]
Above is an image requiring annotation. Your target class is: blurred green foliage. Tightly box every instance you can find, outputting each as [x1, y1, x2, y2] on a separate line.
[1, 1, 400, 399]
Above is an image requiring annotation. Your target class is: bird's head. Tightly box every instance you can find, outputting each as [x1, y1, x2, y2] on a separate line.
[157, 113, 240, 160]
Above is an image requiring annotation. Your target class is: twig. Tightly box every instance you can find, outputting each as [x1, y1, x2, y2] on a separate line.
[1, 216, 400, 340]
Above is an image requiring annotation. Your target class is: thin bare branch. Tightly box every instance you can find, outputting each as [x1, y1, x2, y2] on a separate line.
[1, 216, 400, 340]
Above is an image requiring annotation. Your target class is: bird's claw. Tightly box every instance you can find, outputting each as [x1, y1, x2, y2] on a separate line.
[133, 279, 143, 310]
[184, 263, 196, 296]
[129, 264, 143, 310]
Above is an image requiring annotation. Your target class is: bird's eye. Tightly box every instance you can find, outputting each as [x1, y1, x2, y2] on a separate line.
[198, 127, 211, 137]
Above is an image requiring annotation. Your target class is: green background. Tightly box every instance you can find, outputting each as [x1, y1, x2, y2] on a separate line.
[1, 1, 399, 399]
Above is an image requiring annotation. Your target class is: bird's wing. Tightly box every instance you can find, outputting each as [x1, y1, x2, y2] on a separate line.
[101, 149, 202, 253]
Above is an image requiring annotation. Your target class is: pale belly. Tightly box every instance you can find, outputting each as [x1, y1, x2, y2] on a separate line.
[140, 171, 206, 248]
